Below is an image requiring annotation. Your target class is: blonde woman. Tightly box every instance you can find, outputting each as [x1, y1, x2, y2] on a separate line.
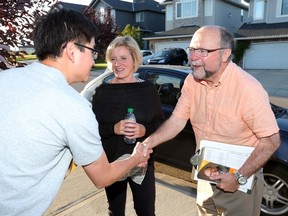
[92, 36, 164, 216]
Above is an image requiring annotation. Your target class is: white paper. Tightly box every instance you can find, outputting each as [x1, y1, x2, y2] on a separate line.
[194, 140, 256, 193]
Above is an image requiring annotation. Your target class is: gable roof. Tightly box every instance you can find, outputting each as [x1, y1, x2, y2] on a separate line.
[143, 25, 199, 40]
[90, 0, 164, 13]
[234, 22, 288, 40]
[55, 2, 87, 13]
[162, 0, 248, 9]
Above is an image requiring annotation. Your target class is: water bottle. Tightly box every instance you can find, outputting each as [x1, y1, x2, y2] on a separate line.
[124, 108, 136, 145]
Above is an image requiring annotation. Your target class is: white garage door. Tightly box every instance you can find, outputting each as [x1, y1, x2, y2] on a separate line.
[155, 41, 190, 53]
[244, 42, 288, 69]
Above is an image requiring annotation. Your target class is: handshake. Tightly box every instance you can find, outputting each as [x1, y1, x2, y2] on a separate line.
[131, 139, 152, 167]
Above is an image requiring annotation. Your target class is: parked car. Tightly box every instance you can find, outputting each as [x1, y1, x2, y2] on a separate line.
[142, 53, 155, 65]
[141, 50, 155, 65]
[148, 48, 188, 66]
[141, 49, 154, 57]
[81, 65, 288, 216]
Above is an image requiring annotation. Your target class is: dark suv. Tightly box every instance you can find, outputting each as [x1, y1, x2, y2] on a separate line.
[148, 48, 188, 66]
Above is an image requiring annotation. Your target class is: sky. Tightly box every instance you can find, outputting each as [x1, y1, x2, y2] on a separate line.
[60, 0, 163, 6]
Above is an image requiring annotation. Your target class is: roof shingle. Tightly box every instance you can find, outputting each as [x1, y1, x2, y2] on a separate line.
[235, 22, 288, 39]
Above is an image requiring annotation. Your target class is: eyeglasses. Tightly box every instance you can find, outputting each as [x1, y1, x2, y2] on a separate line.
[186, 47, 228, 57]
[74, 43, 99, 60]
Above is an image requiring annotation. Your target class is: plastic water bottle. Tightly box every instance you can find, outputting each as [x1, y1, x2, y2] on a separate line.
[124, 108, 136, 145]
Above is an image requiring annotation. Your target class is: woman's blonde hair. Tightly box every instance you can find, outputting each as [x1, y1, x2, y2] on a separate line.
[106, 36, 142, 72]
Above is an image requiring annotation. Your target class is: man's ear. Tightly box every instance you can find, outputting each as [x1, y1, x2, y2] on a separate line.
[222, 48, 232, 63]
[66, 42, 75, 62]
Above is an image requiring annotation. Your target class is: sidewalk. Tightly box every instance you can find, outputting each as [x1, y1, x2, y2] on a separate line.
[45, 166, 198, 216]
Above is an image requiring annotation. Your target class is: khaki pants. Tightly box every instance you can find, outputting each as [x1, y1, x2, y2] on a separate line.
[196, 171, 264, 216]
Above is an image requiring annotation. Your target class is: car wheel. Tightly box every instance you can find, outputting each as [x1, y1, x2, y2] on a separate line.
[261, 162, 288, 216]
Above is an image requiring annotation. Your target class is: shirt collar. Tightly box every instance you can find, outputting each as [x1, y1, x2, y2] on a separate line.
[199, 62, 233, 88]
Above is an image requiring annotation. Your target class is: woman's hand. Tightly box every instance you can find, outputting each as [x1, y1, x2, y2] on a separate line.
[114, 119, 146, 138]
[114, 120, 126, 135]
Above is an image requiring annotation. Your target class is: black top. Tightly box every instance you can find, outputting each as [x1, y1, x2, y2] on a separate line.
[92, 80, 164, 163]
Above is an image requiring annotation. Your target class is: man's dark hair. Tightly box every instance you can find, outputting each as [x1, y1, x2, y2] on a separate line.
[33, 9, 98, 61]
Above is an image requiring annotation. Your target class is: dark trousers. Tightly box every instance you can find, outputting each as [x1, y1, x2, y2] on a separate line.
[105, 164, 156, 216]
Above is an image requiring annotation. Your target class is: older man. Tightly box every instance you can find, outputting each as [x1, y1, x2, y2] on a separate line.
[142, 25, 280, 216]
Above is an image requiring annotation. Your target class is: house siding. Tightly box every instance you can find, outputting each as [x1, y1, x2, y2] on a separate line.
[247, 0, 288, 24]
[91, 0, 165, 36]
[116, 11, 135, 30]
[139, 11, 165, 32]
[148, 37, 190, 52]
[266, 1, 288, 23]
[171, 1, 202, 29]
[236, 0, 288, 70]
[214, 0, 247, 34]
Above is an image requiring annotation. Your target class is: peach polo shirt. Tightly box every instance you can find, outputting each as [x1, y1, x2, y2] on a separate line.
[173, 62, 279, 148]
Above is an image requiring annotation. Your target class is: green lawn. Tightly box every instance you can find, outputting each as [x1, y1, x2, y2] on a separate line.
[17, 55, 107, 69]
[93, 62, 107, 70]
[17, 55, 37, 61]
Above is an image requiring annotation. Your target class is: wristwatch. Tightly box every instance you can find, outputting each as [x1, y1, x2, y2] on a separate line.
[234, 171, 247, 185]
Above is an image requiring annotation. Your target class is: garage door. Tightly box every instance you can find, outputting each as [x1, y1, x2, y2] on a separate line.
[244, 42, 288, 69]
[155, 41, 190, 53]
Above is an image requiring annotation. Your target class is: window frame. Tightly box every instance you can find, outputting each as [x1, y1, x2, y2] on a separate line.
[176, 0, 198, 19]
[136, 12, 144, 22]
[276, 0, 288, 17]
[166, 4, 173, 21]
[253, 0, 265, 20]
[204, 0, 213, 17]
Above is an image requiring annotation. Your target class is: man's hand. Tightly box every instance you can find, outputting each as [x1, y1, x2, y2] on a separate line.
[209, 173, 240, 192]
[141, 138, 152, 158]
[131, 142, 153, 167]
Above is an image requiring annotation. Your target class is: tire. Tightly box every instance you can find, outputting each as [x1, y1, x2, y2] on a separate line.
[261, 162, 288, 216]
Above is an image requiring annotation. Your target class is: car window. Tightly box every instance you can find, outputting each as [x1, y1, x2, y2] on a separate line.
[146, 72, 184, 107]
[155, 50, 170, 57]
[142, 51, 152, 57]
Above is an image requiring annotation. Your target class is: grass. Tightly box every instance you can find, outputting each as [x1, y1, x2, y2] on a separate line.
[17, 54, 37, 61]
[92, 62, 107, 70]
[17, 55, 107, 69]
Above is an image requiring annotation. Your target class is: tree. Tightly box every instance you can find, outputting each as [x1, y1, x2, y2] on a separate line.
[0, 0, 57, 70]
[121, 24, 143, 49]
[84, 7, 119, 61]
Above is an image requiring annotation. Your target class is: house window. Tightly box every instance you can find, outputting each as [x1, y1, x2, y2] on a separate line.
[136, 12, 144, 22]
[176, 0, 198, 19]
[100, 7, 105, 22]
[166, 4, 173, 21]
[110, 9, 116, 19]
[254, 0, 264, 20]
[277, 0, 288, 16]
[282, 0, 288, 15]
[205, 0, 213, 17]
